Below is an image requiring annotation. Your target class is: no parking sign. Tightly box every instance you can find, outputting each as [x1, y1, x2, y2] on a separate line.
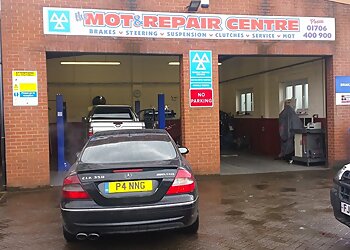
[190, 89, 213, 107]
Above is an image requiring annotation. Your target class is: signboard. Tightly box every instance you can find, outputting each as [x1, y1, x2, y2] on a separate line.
[190, 89, 213, 107]
[190, 50, 212, 89]
[190, 50, 213, 108]
[336, 76, 350, 105]
[12, 71, 38, 106]
[43, 7, 336, 41]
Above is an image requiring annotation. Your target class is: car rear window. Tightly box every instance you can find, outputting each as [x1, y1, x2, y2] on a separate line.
[81, 134, 177, 164]
[92, 107, 133, 119]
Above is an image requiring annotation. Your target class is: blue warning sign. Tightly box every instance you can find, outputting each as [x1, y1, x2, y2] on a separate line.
[20, 92, 37, 97]
[190, 50, 212, 89]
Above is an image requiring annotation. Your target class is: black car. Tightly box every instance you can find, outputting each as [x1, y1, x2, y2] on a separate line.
[330, 164, 350, 227]
[61, 129, 199, 242]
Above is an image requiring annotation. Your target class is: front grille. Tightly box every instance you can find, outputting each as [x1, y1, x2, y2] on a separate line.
[340, 186, 350, 202]
[339, 171, 350, 202]
[342, 171, 350, 184]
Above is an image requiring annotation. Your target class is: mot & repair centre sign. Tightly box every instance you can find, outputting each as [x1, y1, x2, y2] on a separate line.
[43, 7, 335, 41]
[190, 50, 213, 108]
[12, 71, 38, 106]
[336, 76, 350, 105]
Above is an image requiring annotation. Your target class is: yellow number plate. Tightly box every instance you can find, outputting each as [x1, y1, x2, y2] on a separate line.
[105, 180, 153, 193]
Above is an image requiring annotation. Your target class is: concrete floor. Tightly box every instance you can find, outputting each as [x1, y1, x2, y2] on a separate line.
[1, 170, 350, 250]
[50, 171, 68, 187]
[220, 151, 327, 175]
[50, 151, 328, 186]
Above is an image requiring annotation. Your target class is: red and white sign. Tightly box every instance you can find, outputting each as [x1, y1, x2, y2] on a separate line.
[190, 89, 213, 107]
[43, 7, 336, 41]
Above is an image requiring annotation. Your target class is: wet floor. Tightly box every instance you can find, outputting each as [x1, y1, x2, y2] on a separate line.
[0, 170, 350, 250]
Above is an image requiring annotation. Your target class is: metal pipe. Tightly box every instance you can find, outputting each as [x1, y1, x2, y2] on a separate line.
[135, 100, 140, 114]
[158, 94, 165, 129]
[0, 20, 7, 191]
[76, 233, 88, 241]
[56, 94, 65, 171]
[87, 233, 100, 240]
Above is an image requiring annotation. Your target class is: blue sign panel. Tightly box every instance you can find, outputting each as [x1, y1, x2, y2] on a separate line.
[190, 82, 213, 89]
[335, 76, 350, 105]
[20, 92, 37, 98]
[190, 50, 212, 89]
[48, 9, 71, 33]
[336, 76, 350, 93]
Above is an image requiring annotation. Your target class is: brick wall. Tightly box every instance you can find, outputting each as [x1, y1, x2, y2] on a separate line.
[1, 0, 349, 187]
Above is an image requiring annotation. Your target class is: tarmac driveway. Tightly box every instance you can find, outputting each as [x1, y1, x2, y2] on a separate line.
[0, 170, 349, 250]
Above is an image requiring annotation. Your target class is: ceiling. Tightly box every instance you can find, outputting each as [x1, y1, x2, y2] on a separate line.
[46, 53, 324, 84]
[47, 54, 180, 84]
[219, 56, 323, 82]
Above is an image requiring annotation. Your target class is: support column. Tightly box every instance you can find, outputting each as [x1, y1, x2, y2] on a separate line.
[180, 52, 220, 174]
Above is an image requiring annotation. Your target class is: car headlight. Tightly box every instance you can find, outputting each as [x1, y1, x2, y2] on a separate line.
[336, 164, 350, 181]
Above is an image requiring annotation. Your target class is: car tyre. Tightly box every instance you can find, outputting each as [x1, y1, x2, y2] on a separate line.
[183, 216, 199, 234]
[63, 227, 76, 242]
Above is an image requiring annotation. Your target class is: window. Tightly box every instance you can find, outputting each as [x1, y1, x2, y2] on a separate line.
[81, 134, 177, 164]
[91, 106, 133, 119]
[238, 90, 254, 113]
[284, 79, 308, 110]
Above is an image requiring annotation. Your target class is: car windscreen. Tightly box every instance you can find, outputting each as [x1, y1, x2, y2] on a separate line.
[81, 134, 177, 164]
[92, 107, 133, 119]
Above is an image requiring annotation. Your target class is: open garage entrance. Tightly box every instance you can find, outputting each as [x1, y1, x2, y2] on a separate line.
[219, 56, 328, 175]
[47, 53, 182, 185]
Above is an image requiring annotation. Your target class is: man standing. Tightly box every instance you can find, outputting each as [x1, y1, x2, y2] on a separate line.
[278, 99, 303, 162]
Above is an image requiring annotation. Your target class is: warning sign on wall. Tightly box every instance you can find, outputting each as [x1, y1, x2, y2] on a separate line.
[336, 76, 350, 105]
[189, 50, 213, 108]
[190, 89, 213, 107]
[12, 71, 38, 106]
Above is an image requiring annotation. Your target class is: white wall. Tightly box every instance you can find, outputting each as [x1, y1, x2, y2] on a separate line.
[47, 55, 180, 123]
[47, 55, 180, 84]
[48, 82, 180, 123]
[219, 59, 326, 119]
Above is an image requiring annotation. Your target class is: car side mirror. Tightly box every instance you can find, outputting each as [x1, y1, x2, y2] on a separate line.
[178, 147, 189, 155]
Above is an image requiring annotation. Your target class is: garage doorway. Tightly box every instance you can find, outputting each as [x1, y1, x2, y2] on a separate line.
[219, 56, 328, 175]
[47, 53, 182, 185]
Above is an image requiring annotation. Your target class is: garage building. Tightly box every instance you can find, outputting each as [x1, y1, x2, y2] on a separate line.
[0, 0, 349, 189]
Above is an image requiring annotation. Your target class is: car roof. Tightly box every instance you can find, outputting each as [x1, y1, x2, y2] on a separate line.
[92, 129, 169, 137]
[93, 105, 131, 108]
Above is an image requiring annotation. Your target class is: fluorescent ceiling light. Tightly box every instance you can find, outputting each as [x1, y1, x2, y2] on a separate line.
[60, 61, 121, 65]
[168, 62, 180, 66]
[218, 62, 222, 66]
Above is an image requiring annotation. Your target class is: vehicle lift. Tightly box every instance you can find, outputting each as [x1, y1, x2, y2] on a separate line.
[56, 93, 166, 172]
